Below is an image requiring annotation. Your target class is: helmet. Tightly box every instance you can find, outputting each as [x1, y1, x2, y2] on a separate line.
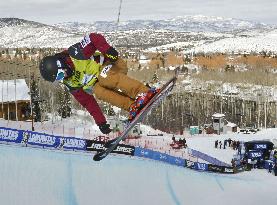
[39, 55, 65, 82]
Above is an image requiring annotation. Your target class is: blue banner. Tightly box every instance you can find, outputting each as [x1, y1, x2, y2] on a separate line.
[25, 131, 59, 148]
[134, 147, 154, 158]
[247, 151, 263, 159]
[0, 127, 23, 143]
[254, 144, 268, 150]
[134, 147, 186, 167]
[194, 162, 209, 171]
[59, 137, 87, 150]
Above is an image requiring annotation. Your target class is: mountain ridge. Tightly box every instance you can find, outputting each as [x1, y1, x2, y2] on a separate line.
[0, 16, 276, 54]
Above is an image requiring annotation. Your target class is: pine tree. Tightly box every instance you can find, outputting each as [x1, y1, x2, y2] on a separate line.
[30, 76, 42, 122]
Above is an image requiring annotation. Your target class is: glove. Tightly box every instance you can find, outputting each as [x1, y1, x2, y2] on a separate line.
[106, 47, 118, 62]
[98, 122, 112, 134]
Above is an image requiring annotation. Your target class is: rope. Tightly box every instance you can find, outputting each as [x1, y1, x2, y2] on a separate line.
[113, 0, 123, 46]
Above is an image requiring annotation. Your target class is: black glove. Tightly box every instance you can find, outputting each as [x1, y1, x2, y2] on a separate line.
[106, 47, 118, 62]
[98, 123, 112, 134]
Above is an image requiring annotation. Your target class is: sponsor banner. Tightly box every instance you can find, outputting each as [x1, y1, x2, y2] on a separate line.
[59, 137, 87, 150]
[170, 157, 186, 167]
[25, 131, 59, 148]
[208, 164, 224, 173]
[223, 167, 234, 174]
[247, 151, 263, 159]
[134, 147, 154, 159]
[208, 164, 234, 173]
[134, 147, 186, 166]
[186, 160, 194, 168]
[194, 162, 208, 171]
[86, 140, 135, 156]
[254, 144, 268, 150]
[0, 127, 23, 143]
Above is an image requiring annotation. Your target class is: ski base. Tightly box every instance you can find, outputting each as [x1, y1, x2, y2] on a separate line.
[93, 76, 177, 161]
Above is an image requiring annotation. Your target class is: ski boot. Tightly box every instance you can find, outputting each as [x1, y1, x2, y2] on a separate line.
[128, 87, 160, 122]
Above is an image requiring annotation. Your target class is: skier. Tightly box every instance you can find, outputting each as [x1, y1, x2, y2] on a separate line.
[39, 33, 159, 134]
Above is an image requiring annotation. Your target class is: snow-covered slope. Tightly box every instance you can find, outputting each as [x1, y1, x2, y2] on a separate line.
[55, 15, 271, 33]
[0, 16, 276, 54]
[189, 29, 277, 54]
[0, 18, 82, 48]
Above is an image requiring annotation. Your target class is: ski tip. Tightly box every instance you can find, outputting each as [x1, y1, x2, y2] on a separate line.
[93, 152, 108, 161]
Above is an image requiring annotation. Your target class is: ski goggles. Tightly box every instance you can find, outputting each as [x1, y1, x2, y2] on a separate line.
[56, 69, 66, 81]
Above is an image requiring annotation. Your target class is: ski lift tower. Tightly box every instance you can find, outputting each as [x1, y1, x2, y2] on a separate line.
[212, 113, 225, 135]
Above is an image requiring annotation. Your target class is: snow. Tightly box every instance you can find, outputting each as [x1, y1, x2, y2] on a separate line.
[212, 113, 225, 118]
[0, 132, 277, 205]
[0, 109, 277, 205]
[188, 29, 277, 54]
[0, 79, 30, 102]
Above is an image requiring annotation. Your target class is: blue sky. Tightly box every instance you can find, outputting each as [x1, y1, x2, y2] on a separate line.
[0, 0, 276, 25]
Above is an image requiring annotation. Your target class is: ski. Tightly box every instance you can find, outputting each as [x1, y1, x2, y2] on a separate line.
[93, 76, 177, 161]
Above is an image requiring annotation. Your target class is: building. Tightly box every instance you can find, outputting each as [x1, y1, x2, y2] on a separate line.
[0, 79, 31, 121]
[212, 113, 225, 135]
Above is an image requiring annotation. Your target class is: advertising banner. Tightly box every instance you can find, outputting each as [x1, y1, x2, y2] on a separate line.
[134, 147, 186, 167]
[247, 151, 263, 159]
[223, 166, 234, 174]
[59, 137, 87, 150]
[208, 164, 224, 173]
[86, 140, 135, 156]
[194, 162, 208, 171]
[254, 144, 268, 150]
[0, 127, 23, 143]
[25, 131, 60, 148]
[134, 147, 154, 159]
[208, 164, 234, 173]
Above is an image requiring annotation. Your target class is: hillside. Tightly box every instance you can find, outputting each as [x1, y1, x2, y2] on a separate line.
[0, 16, 276, 54]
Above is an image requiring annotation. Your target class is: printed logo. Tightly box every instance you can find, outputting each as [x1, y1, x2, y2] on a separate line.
[255, 144, 267, 149]
[60, 138, 86, 149]
[57, 60, 62, 68]
[88, 142, 105, 150]
[82, 74, 95, 85]
[0, 128, 19, 141]
[250, 152, 262, 158]
[80, 35, 91, 48]
[114, 146, 134, 154]
[100, 65, 112, 78]
[160, 154, 167, 160]
[196, 163, 206, 170]
[224, 168, 234, 173]
[28, 133, 56, 145]
[140, 150, 149, 156]
[186, 161, 194, 168]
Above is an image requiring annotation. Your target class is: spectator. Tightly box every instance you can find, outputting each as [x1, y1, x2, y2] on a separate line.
[219, 141, 222, 149]
[182, 138, 187, 148]
[215, 140, 218, 148]
[223, 140, 227, 149]
[172, 136, 176, 143]
[274, 163, 277, 176]
[228, 138, 232, 147]
[268, 162, 273, 173]
[232, 141, 237, 150]
[238, 143, 241, 155]
[236, 141, 240, 150]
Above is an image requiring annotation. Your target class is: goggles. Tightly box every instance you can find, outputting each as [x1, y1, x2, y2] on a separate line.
[56, 69, 66, 81]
